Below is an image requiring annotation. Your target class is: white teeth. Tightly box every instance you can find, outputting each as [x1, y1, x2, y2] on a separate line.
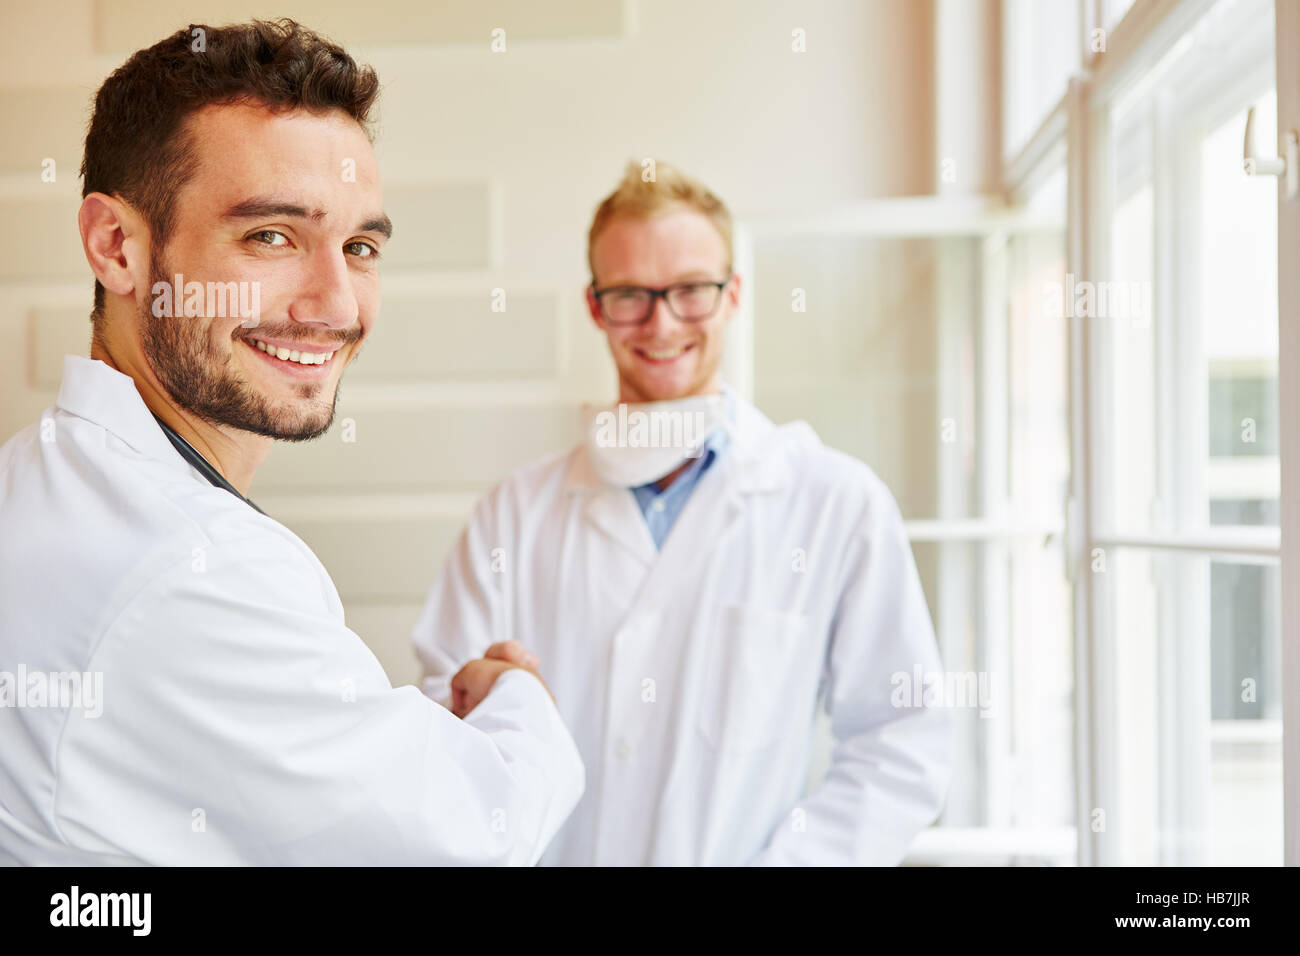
[643, 346, 687, 360]
[250, 339, 335, 366]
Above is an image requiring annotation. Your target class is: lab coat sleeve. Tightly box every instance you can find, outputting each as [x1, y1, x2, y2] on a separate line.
[748, 484, 953, 866]
[412, 489, 506, 708]
[59, 534, 583, 865]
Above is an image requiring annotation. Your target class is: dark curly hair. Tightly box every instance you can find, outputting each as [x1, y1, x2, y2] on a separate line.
[81, 18, 380, 326]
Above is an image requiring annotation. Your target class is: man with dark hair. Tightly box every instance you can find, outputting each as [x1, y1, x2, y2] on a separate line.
[0, 20, 583, 865]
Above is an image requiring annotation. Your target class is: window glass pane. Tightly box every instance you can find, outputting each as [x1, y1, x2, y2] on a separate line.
[1101, 0, 1277, 537]
[1003, 0, 1081, 159]
[912, 539, 1074, 846]
[1102, 66, 1159, 534]
[1010, 228, 1070, 521]
[1208, 376, 1278, 458]
[1107, 549, 1282, 864]
[1107, 179, 1158, 532]
[1210, 558, 1282, 721]
[1203, 88, 1279, 526]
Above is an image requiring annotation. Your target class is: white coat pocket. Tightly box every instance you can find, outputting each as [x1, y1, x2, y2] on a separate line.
[699, 603, 809, 753]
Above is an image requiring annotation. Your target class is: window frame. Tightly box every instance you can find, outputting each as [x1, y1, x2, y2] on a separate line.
[1071, 0, 1291, 865]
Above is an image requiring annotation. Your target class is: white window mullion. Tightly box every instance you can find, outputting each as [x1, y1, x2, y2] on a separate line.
[1155, 80, 1213, 865]
[977, 233, 1014, 827]
[933, 238, 981, 824]
[1071, 74, 1106, 867]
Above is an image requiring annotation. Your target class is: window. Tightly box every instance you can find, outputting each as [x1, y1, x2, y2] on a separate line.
[995, 0, 1294, 866]
[754, 0, 1295, 866]
[1087, 0, 1282, 865]
[1004, 0, 1082, 160]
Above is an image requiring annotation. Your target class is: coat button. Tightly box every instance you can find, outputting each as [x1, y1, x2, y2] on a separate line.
[616, 737, 633, 759]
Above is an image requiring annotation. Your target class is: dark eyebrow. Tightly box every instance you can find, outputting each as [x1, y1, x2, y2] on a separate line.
[223, 197, 392, 239]
[360, 214, 393, 239]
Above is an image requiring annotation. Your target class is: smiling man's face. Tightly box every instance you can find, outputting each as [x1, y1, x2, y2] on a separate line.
[587, 205, 739, 404]
[139, 102, 389, 441]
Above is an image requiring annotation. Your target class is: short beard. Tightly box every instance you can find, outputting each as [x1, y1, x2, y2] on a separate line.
[139, 253, 356, 442]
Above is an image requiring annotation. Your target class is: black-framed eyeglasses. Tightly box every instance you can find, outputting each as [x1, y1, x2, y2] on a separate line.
[590, 274, 733, 326]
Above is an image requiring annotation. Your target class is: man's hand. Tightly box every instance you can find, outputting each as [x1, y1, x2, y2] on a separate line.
[483, 640, 540, 672]
[450, 641, 552, 718]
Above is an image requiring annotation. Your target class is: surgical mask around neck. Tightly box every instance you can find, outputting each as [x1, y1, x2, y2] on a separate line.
[581, 393, 729, 488]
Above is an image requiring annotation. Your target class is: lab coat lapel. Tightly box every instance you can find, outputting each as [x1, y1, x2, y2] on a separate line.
[561, 395, 792, 577]
[638, 397, 791, 596]
[564, 446, 657, 567]
[583, 485, 657, 567]
[653, 462, 744, 570]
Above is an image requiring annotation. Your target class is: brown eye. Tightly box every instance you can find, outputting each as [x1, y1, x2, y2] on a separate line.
[248, 230, 288, 247]
[346, 241, 379, 258]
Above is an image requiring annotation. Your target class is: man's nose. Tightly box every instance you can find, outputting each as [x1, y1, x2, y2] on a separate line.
[289, 248, 359, 330]
[643, 293, 679, 335]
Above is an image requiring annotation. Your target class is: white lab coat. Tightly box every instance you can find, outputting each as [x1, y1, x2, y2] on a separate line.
[414, 391, 953, 865]
[0, 356, 584, 865]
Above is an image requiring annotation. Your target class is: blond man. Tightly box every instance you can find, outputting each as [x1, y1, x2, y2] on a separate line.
[413, 162, 952, 865]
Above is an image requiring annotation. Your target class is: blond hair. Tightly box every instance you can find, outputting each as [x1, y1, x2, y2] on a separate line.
[587, 160, 733, 278]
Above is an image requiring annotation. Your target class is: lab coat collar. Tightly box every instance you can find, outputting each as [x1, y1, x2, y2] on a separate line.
[723, 391, 795, 493]
[55, 355, 192, 470]
[562, 387, 793, 568]
[562, 385, 793, 496]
